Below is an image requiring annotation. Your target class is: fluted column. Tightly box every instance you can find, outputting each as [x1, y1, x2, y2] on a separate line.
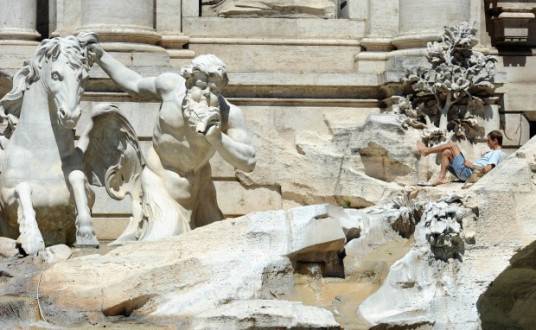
[394, 0, 470, 49]
[0, 0, 40, 44]
[77, 0, 162, 52]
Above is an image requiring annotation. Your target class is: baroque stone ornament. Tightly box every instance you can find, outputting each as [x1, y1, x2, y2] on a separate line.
[89, 46, 257, 243]
[0, 33, 140, 255]
[396, 22, 497, 143]
[202, 0, 339, 18]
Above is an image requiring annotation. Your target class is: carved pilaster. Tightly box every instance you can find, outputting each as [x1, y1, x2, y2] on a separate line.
[0, 0, 40, 44]
[393, 0, 471, 49]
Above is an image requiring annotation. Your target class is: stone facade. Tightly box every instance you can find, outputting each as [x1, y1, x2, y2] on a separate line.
[0, 0, 534, 241]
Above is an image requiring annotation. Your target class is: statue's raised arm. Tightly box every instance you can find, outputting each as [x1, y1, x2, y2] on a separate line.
[89, 43, 185, 98]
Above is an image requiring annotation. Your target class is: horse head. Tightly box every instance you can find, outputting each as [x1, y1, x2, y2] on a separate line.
[0, 33, 98, 130]
[40, 33, 98, 129]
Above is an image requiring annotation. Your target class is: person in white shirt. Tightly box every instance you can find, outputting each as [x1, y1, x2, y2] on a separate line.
[416, 130, 506, 186]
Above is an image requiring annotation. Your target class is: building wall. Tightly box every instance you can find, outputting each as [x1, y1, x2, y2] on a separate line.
[0, 0, 534, 240]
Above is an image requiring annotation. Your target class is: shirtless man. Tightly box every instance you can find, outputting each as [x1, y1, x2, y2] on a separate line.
[90, 45, 256, 241]
[416, 130, 505, 186]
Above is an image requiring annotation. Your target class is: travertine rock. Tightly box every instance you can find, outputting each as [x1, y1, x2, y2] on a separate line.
[359, 135, 536, 329]
[477, 241, 536, 329]
[39, 244, 72, 264]
[0, 237, 18, 258]
[342, 204, 414, 277]
[239, 110, 405, 209]
[203, 0, 339, 18]
[37, 205, 344, 326]
[359, 195, 475, 328]
[187, 300, 340, 329]
[350, 113, 424, 184]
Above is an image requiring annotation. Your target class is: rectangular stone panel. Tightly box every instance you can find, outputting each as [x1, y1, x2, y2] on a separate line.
[183, 17, 365, 39]
[189, 44, 360, 73]
[502, 83, 536, 113]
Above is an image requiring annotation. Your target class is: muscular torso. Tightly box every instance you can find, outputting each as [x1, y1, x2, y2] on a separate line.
[147, 93, 218, 177]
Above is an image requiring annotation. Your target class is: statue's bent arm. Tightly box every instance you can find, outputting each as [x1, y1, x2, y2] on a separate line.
[212, 103, 256, 172]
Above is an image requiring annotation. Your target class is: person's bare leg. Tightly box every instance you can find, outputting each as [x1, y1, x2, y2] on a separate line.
[433, 149, 453, 186]
[417, 141, 461, 157]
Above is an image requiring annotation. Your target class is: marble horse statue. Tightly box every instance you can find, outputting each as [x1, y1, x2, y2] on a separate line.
[0, 33, 142, 255]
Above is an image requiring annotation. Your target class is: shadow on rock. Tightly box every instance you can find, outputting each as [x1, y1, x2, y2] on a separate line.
[477, 240, 536, 330]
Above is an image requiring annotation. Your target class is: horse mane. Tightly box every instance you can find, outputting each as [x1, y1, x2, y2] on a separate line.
[0, 32, 98, 135]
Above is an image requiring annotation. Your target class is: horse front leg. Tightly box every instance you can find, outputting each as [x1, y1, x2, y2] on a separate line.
[15, 182, 45, 255]
[68, 170, 99, 248]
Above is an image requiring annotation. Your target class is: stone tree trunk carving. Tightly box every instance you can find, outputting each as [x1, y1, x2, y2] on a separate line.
[397, 23, 497, 143]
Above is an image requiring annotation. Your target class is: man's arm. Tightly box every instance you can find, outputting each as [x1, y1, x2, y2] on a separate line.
[464, 159, 476, 169]
[205, 103, 256, 172]
[481, 164, 494, 174]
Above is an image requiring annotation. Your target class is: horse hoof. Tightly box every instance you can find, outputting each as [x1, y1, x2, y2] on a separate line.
[75, 233, 99, 248]
[74, 237, 99, 249]
[18, 237, 45, 256]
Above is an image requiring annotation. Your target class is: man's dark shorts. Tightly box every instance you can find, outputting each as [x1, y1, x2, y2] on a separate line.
[449, 154, 473, 182]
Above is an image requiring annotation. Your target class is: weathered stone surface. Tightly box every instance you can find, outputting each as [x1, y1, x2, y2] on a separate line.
[0, 237, 19, 258]
[349, 113, 424, 184]
[190, 43, 360, 74]
[37, 205, 344, 326]
[477, 240, 536, 329]
[357, 136, 536, 329]
[214, 181, 282, 215]
[183, 16, 365, 40]
[91, 217, 130, 241]
[188, 300, 340, 329]
[342, 206, 411, 278]
[238, 106, 404, 209]
[0, 296, 39, 328]
[39, 244, 72, 264]
[359, 195, 476, 328]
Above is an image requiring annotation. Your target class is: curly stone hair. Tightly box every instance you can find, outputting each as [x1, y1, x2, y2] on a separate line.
[179, 54, 229, 89]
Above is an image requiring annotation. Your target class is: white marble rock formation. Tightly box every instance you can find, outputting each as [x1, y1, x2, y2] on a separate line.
[36, 204, 345, 327]
[359, 195, 475, 328]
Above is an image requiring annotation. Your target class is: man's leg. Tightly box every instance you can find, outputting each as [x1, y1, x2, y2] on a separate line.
[417, 141, 461, 157]
[417, 141, 461, 185]
[435, 149, 453, 185]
